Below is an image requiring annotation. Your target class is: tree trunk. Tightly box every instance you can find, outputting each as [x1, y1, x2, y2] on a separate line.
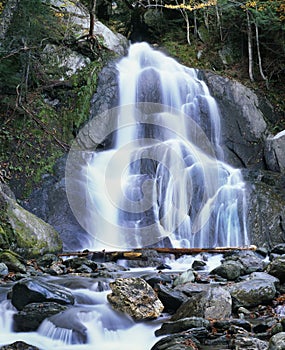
[254, 15, 267, 86]
[59, 245, 257, 261]
[246, 9, 254, 82]
[89, 0, 97, 37]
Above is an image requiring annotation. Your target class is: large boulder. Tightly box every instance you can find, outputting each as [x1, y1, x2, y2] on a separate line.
[11, 277, 75, 311]
[268, 332, 285, 350]
[228, 277, 276, 309]
[13, 302, 68, 332]
[171, 285, 232, 321]
[48, 0, 128, 56]
[107, 277, 164, 320]
[0, 183, 62, 258]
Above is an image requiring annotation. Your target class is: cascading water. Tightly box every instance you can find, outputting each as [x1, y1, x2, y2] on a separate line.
[0, 42, 250, 350]
[66, 42, 249, 250]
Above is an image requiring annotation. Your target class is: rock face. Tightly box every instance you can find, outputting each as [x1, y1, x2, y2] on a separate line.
[202, 71, 270, 169]
[107, 277, 164, 320]
[0, 183, 62, 258]
[265, 131, 285, 173]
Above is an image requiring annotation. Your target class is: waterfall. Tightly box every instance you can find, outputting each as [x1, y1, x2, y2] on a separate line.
[66, 42, 249, 250]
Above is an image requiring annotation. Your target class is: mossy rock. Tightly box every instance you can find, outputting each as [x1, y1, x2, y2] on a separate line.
[0, 184, 62, 258]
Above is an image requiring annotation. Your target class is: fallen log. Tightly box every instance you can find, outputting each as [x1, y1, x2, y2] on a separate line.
[58, 245, 257, 261]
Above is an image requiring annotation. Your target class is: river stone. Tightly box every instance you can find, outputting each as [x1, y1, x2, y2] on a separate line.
[232, 335, 268, 350]
[228, 278, 276, 309]
[13, 302, 68, 332]
[0, 262, 8, 276]
[155, 317, 210, 336]
[222, 250, 264, 275]
[271, 244, 285, 255]
[107, 277, 164, 320]
[171, 285, 232, 321]
[266, 255, 285, 283]
[211, 260, 242, 280]
[173, 269, 196, 286]
[0, 342, 40, 350]
[155, 284, 187, 313]
[268, 332, 285, 350]
[0, 251, 26, 274]
[11, 277, 75, 311]
[151, 333, 200, 350]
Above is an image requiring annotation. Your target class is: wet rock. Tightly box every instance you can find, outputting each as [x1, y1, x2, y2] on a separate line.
[171, 285, 232, 321]
[211, 260, 242, 280]
[0, 251, 26, 274]
[155, 317, 210, 336]
[266, 255, 285, 283]
[107, 277, 164, 320]
[232, 334, 268, 350]
[228, 278, 276, 309]
[11, 277, 75, 310]
[268, 332, 285, 349]
[143, 273, 173, 288]
[155, 284, 187, 313]
[151, 333, 200, 350]
[13, 302, 68, 332]
[192, 260, 207, 271]
[173, 269, 196, 286]
[0, 341, 40, 350]
[63, 257, 98, 272]
[36, 254, 59, 268]
[213, 318, 252, 332]
[0, 262, 8, 276]
[223, 250, 264, 275]
[271, 244, 285, 255]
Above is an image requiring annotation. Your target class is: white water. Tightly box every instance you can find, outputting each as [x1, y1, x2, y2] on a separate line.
[0, 43, 251, 349]
[0, 281, 162, 350]
[67, 42, 249, 250]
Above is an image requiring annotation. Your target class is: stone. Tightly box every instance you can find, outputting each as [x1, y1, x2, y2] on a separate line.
[271, 244, 285, 255]
[266, 255, 285, 283]
[265, 131, 285, 173]
[151, 333, 200, 350]
[202, 71, 269, 169]
[211, 260, 242, 280]
[223, 250, 264, 275]
[0, 184, 62, 258]
[0, 251, 26, 274]
[155, 284, 187, 313]
[107, 277, 164, 320]
[228, 278, 276, 309]
[0, 262, 8, 276]
[11, 277, 75, 310]
[268, 332, 285, 350]
[13, 302, 68, 332]
[0, 341, 40, 350]
[155, 317, 210, 336]
[171, 285, 232, 321]
[173, 269, 196, 286]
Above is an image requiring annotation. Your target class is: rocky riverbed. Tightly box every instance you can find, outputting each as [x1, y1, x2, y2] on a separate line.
[1, 245, 285, 350]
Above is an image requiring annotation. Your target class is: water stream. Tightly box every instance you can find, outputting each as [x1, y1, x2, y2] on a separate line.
[66, 42, 249, 250]
[1, 43, 250, 349]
